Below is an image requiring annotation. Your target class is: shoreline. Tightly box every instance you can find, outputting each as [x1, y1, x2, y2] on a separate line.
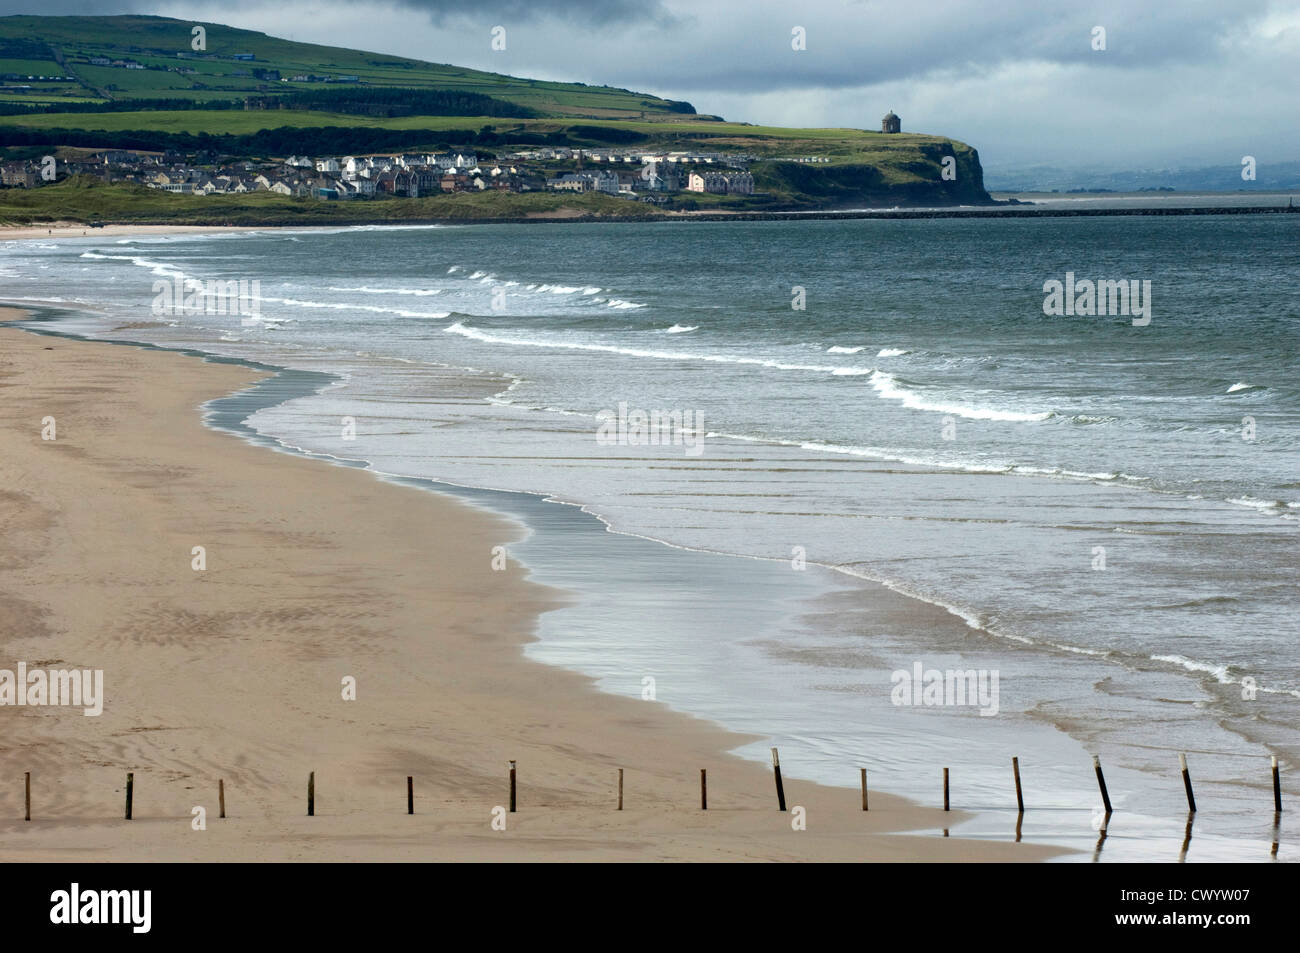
[0, 223, 266, 242]
[1, 200, 1296, 240]
[0, 311, 1063, 861]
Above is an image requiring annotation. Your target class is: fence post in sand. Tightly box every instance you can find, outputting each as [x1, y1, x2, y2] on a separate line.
[307, 771, 315, 817]
[407, 776, 414, 815]
[771, 747, 787, 811]
[943, 767, 950, 812]
[617, 768, 624, 811]
[1273, 756, 1282, 813]
[1013, 757, 1024, 814]
[509, 761, 517, 813]
[219, 779, 225, 819]
[1180, 754, 1196, 813]
[700, 769, 707, 810]
[125, 772, 133, 820]
[860, 768, 868, 811]
[25, 772, 31, 822]
[1093, 756, 1113, 814]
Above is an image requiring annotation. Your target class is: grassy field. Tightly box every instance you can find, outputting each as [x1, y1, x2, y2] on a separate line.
[0, 14, 696, 118]
[4, 107, 945, 143]
[2, 108, 980, 181]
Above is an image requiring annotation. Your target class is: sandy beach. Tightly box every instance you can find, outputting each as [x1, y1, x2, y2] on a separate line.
[0, 312, 1061, 862]
[0, 224, 258, 243]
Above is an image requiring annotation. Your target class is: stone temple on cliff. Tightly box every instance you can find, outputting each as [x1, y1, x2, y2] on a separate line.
[882, 111, 901, 134]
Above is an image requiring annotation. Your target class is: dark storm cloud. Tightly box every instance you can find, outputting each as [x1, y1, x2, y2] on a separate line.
[0, 0, 672, 25]
[0, 1, 1273, 93]
[387, 0, 677, 27]
[1, 0, 1294, 166]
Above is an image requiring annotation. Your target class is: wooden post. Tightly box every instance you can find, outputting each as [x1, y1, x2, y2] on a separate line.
[407, 776, 414, 815]
[307, 771, 315, 817]
[1093, 756, 1113, 814]
[1179, 812, 1194, 863]
[1180, 753, 1196, 813]
[125, 772, 133, 820]
[218, 779, 225, 819]
[700, 769, 707, 810]
[24, 772, 30, 822]
[771, 747, 787, 812]
[943, 767, 950, 811]
[1012, 756, 1024, 814]
[509, 760, 516, 813]
[617, 768, 623, 811]
[1273, 756, 1282, 813]
[860, 768, 868, 811]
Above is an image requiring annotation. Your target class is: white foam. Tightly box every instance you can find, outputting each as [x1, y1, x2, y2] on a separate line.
[664, 324, 698, 333]
[261, 296, 449, 319]
[443, 322, 876, 375]
[868, 371, 1052, 422]
[877, 347, 908, 357]
[1227, 496, 1286, 514]
[328, 286, 442, 296]
[826, 345, 865, 354]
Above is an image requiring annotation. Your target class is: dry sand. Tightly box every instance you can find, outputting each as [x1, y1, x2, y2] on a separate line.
[0, 224, 255, 242]
[0, 314, 1062, 861]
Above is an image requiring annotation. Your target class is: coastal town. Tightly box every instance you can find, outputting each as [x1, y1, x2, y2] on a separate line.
[0, 145, 777, 203]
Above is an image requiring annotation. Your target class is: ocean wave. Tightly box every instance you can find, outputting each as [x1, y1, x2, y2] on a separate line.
[1011, 465, 1120, 481]
[826, 345, 865, 354]
[1151, 654, 1234, 683]
[868, 371, 1052, 421]
[1151, 654, 1300, 698]
[1226, 381, 1262, 393]
[261, 296, 449, 319]
[664, 324, 698, 333]
[328, 286, 443, 296]
[443, 322, 876, 374]
[80, 250, 185, 279]
[1226, 496, 1296, 520]
[876, 347, 908, 357]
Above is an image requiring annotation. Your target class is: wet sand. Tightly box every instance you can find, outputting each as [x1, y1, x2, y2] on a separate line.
[0, 314, 1061, 860]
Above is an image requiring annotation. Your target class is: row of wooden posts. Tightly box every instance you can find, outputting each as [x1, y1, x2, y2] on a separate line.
[17, 751, 1286, 820]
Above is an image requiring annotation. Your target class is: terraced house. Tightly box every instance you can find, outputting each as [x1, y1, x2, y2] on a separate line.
[686, 171, 755, 195]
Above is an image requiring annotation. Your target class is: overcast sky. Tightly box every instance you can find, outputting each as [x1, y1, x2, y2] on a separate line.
[7, 0, 1299, 171]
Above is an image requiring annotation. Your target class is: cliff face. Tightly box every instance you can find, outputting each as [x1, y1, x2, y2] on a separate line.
[754, 141, 994, 208]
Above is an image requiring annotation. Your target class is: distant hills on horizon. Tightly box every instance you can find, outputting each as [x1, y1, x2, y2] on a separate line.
[985, 160, 1300, 194]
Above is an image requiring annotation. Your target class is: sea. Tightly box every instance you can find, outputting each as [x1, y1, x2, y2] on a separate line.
[4, 193, 1297, 861]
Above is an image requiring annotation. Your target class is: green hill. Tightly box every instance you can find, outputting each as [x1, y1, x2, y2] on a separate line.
[0, 15, 995, 216]
[0, 14, 696, 118]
